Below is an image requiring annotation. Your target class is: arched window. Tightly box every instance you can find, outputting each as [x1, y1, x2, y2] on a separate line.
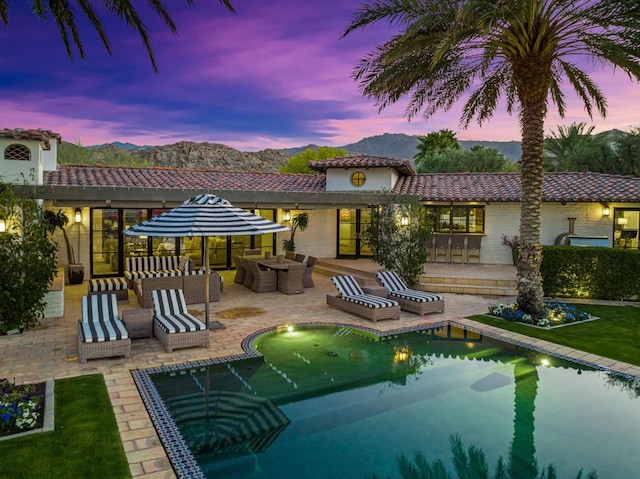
[4, 144, 31, 161]
[350, 171, 366, 187]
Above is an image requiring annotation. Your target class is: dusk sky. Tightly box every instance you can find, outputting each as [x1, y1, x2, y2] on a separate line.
[1, 0, 640, 151]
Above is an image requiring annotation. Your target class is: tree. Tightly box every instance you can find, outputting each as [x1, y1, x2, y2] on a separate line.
[414, 129, 460, 169]
[1, 1, 236, 72]
[343, 0, 640, 317]
[282, 212, 309, 252]
[416, 146, 517, 173]
[362, 199, 432, 287]
[279, 147, 349, 174]
[0, 182, 58, 333]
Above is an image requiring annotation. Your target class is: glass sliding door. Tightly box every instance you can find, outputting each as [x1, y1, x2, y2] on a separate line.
[337, 208, 372, 258]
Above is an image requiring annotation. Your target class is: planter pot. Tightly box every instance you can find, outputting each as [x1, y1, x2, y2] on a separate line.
[68, 265, 84, 284]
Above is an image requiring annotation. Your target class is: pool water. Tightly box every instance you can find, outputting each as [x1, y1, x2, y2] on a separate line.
[149, 325, 640, 479]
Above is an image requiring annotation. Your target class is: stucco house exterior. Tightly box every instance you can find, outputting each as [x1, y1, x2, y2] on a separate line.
[3, 128, 640, 283]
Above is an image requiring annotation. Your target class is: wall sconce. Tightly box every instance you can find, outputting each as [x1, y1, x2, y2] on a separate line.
[74, 207, 82, 224]
[0, 219, 5, 233]
[602, 204, 610, 216]
[618, 217, 628, 226]
[400, 214, 409, 226]
[283, 210, 291, 222]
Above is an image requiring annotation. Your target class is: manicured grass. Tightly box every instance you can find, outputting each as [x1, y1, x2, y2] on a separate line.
[469, 303, 640, 366]
[0, 374, 130, 479]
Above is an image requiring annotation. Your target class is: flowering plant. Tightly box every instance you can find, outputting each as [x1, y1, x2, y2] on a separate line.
[501, 234, 521, 249]
[488, 301, 595, 328]
[0, 379, 44, 436]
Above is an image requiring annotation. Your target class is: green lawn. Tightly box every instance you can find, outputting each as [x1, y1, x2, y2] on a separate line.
[0, 374, 130, 479]
[469, 303, 640, 366]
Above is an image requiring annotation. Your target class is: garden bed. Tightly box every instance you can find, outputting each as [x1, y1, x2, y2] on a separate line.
[488, 300, 598, 328]
[0, 379, 47, 439]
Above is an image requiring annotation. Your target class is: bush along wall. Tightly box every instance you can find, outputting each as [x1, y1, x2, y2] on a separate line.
[541, 245, 640, 300]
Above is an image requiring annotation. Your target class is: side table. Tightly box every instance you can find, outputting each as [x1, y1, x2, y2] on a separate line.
[122, 308, 154, 339]
[362, 285, 388, 298]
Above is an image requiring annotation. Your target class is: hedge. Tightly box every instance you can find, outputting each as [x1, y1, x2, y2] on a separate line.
[541, 245, 640, 300]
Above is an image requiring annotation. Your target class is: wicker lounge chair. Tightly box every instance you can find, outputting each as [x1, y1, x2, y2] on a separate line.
[327, 275, 400, 322]
[376, 271, 445, 315]
[77, 293, 131, 363]
[151, 289, 210, 353]
[277, 262, 306, 294]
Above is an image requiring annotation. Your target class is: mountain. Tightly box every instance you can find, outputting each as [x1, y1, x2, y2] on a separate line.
[286, 133, 522, 161]
[68, 132, 523, 172]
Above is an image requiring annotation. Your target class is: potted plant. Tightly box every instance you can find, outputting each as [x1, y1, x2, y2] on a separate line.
[44, 209, 84, 284]
[282, 212, 309, 253]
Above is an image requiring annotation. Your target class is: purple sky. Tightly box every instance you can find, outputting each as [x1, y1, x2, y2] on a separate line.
[1, 0, 639, 151]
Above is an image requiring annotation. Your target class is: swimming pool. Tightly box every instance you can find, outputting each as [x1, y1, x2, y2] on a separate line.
[135, 323, 640, 478]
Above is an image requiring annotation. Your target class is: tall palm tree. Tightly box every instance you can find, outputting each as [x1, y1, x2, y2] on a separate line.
[0, 1, 236, 72]
[342, 0, 640, 317]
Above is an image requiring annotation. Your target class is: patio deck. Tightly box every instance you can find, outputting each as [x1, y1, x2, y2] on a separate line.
[1, 260, 638, 478]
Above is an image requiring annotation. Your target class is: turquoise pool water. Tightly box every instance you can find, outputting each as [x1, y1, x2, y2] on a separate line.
[149, 325, 640, 478]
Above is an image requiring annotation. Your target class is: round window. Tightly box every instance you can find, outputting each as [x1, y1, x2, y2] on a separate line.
[350, 171, 366, 187]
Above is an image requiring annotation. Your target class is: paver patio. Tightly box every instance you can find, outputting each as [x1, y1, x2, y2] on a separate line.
[1, 263, 638, 478]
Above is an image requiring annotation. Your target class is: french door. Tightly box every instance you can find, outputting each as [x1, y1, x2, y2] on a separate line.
[336, 208, 372, 258]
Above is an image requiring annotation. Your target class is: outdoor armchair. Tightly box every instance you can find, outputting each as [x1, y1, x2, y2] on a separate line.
[77, 293, 131, 363]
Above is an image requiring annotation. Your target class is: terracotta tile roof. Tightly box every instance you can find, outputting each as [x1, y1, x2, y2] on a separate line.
[308, 155, 416, 176]
[0, 128, 62, 150]
[394, 172, 640, 202]
[43, 165, 640, 203]
[44, 165, 326, 192]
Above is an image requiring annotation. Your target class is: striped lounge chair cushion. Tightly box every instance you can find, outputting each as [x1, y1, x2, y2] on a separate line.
[376, 271, 408, 292]
[332, 276, 397, 308]
[331, 275, 365, 297]
[388, 290, 444, 303]
[152, 288, 206, 334]
[80, 294, 129, 342]
[377, 271, 443, 302]
[343, 294, 398, 309]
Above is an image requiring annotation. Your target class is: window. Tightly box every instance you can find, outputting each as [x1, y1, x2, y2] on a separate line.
[4, 144, 31, 161]
[426, 205, 484, 233]
[350, 171, 366, 187]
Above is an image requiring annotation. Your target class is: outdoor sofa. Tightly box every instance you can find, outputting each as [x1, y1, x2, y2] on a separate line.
[77, 293, 131, 363]
[376, 271, 445, 315]
[327, 275, 400, 322]
[124, 255, 194, 288]
[134, 268, 222, 308]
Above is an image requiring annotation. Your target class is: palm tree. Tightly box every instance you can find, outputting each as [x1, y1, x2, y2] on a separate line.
[342, 0, 640, 317]
[0, 1, 236, 72]
[414, 129, 461, 168]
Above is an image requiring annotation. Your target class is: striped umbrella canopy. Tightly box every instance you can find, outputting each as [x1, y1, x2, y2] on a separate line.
[123, 194, 290, 327]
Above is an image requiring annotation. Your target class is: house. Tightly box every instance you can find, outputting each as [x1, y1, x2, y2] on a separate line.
[2, 128, 640, 282]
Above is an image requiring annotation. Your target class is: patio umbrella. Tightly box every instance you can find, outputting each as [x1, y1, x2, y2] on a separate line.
[123, 193, 289, 327]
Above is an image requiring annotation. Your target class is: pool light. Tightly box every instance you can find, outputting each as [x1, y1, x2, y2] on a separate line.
[541, 358, 550, 367]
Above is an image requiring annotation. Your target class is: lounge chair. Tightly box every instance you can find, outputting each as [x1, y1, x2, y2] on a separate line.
[77, 293, 131, 363]
[376, 271, 445, 315]
[152, 289, 210, 352]
[327, 275, 400, 322]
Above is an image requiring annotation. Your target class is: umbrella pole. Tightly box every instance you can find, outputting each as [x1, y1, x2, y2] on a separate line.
[204, 238, 210, 328]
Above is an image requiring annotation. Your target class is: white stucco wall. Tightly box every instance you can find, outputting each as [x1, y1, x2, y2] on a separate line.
[325, 168, 398, 191]
[0, 139, 43, 184]
[278, 209, 336, 258]
[42, 140, 58, 171]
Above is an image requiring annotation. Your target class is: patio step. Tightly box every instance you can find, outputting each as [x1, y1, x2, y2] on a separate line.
[417, 276, 517, 297]
[316, 259, 518, 296]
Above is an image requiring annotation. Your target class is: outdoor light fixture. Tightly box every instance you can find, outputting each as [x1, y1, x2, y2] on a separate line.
[283, 210, 291, 222]
[400, 214, 409, 226]
[0, 219, 5, 233]
[602, 204, 610, 216]
[74, 207, 82, 224]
